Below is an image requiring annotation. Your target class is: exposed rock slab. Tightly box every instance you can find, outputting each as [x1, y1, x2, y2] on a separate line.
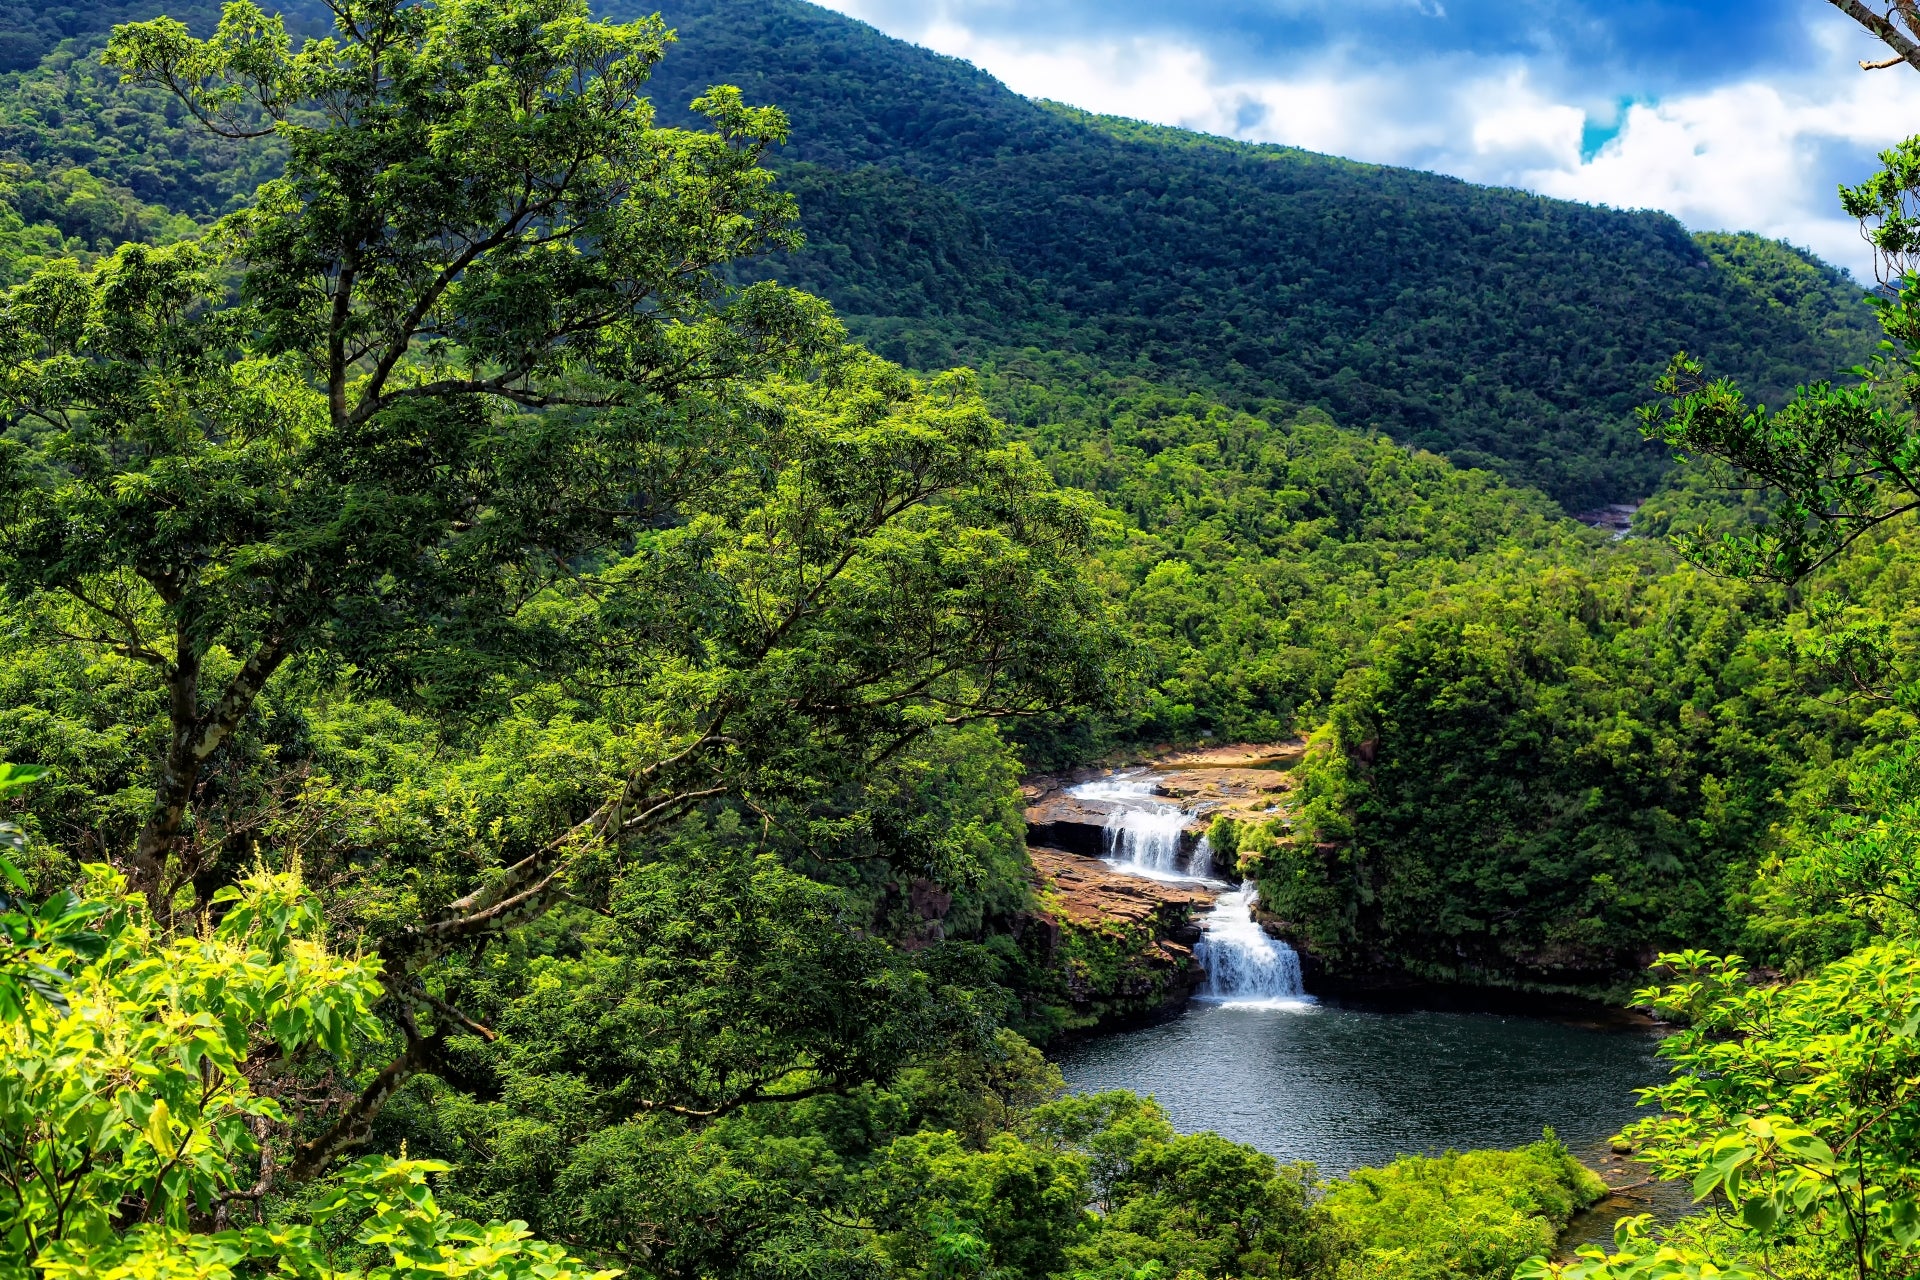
[1028, 846, 1214, 935]
[1023, 792, 1122, 857]
[1154, 766, 1292, 823]
[1156, 740, 1306, 769]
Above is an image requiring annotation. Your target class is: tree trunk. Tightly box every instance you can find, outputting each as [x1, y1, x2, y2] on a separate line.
[128, 633, 290, 910]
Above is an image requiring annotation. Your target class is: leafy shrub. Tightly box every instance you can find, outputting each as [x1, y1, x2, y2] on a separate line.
[1323, 1132, 1608, 1280]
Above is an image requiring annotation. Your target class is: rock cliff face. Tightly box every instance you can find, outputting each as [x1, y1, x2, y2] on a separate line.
[1022, 792, 1130, 858]
[1022, 847, 1215, 1034]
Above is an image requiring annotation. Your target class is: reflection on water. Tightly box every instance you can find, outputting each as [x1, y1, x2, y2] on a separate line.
[1053, 999, 1664, 1176]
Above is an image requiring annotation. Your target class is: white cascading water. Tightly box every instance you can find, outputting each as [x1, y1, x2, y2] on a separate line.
[1067, 772, 1311, 1004]
[1193, 883, 1311, 1006]
[1068, 774, 1208, 879]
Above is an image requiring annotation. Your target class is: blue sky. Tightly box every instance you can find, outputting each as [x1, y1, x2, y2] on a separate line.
[811, 0, 1920, 278]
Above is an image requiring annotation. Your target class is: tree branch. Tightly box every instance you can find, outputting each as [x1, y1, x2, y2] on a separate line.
[633, 1079, 844, 1121]
[284, 1012, 436, 1185]
[406, 985, 497, 1042]
[1827, 0, 1920, 72]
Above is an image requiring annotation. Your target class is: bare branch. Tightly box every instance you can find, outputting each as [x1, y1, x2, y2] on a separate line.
[284, 1014, 434, 1185]
[1827, 0, 1920, 72]
[406, 985, 498, 1043]
[633, 1079, 845, 1121]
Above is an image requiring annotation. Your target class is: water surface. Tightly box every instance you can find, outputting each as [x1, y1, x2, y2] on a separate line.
[1054, 999, 1663, 1175]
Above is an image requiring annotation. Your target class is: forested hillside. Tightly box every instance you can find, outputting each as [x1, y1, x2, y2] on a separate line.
[635, 0, 1878, 508]
[0, 0, 1877, 508]
[0, 2, 1918, 1280]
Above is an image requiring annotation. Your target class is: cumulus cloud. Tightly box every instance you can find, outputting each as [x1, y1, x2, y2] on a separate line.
[811, 0, 1920, 279]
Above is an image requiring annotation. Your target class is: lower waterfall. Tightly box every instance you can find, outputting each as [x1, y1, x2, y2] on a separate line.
[1193, 883, 1312, 1007]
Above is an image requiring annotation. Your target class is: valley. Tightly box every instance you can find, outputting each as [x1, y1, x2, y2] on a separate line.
[0, 1, 1915, 1280]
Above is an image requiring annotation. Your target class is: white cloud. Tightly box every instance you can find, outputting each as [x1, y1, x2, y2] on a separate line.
[812, 0, 1920, 278]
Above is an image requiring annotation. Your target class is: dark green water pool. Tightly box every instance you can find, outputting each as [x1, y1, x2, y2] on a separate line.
[1053, 998, 1664, 1176]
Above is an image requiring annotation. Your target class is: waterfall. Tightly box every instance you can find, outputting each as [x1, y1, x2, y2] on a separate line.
[1194, 883, 1312, 1007]
[1068, 774, 1211, 880]
[1104, 804, 1189, 875]
[1065, 769, 1308, 1005]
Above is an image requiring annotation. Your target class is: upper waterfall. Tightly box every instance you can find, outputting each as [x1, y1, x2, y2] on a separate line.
[1068, 773, 1211, 880]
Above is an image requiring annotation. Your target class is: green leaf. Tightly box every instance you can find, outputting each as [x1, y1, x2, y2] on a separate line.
[145, 1097, 173, 1156]
[0, 763, 49, 796]
[1740, 1197, 1779, 1233]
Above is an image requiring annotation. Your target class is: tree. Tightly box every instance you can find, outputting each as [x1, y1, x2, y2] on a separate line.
[1636, 128, 1920, 580]
[1525, 16, 1920, 1277]
[0, 839, 611, 1280]
[1636, 1, 1920, 581]
[0, 0, 1121, 1196]
[275, 348, 1116, 1183]
[1827, 1, 1920, 74]
[0, 0, 822, 911]
[1521, 943, 1920, 1280]
[0, 762, 104, 1019]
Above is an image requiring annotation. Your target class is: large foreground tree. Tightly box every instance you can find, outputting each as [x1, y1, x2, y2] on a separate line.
[0, 0, 1122, 1196]
[3, 0, 823, 907]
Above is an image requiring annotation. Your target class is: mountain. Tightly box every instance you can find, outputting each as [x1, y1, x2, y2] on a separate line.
[635, 0, 1878, 509]
[0, 0, 1880, 509]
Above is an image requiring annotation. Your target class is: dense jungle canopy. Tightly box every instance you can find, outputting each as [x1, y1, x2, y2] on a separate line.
[0, 2, 1916, 1280]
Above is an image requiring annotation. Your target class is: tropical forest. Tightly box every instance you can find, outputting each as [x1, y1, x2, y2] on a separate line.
[0, 1, 1915, 1279]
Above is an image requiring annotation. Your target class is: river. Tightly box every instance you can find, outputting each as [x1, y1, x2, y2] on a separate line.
[1046, 766, 1684, 1243]
[1055, 997, 1662, 1175]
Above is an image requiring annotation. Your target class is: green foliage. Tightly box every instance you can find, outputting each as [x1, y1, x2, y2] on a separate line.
[0, 0, 311, 285]
[1032, 1091, 1346, 1280]
[872, 1130, 1089, 1280]
[5, 8, 1919, 1280]
[641, 0, 1876, 509]
[977, 366, 1588, 749]
[1750, 740, 1920, 967]
[1323, 1131, 1607, 1280]
[1519, 1214, 1759, 1280]
[1623, 947, 1920, 1277]
[0, 0, 1129, 1230]
[1, 865, 354, 1263]
[33, 0, 1870, 515]
[2, 0, 837, 908]
[0, 762, 106, 1017]
[1522, 112, 1920, 1280]
[0, 854, 624, 1280]
[37, 1152, 619, 1280]
[1528, 944, 1920, 1280]
[1268, 560, 1811, 983]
